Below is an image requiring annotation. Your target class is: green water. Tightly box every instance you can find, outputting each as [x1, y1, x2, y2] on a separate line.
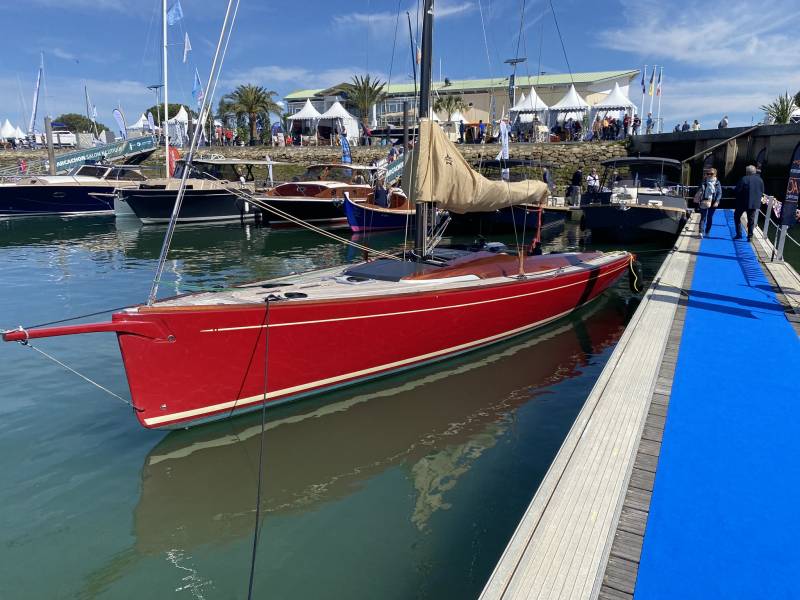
[0, 217, 667, 599]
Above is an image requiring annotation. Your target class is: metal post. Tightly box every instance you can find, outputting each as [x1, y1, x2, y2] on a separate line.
[44, 117, 56, 175]
[162, 0, 170, 178]
[776, 225, 788, 261]
[763, 195, 774, 242]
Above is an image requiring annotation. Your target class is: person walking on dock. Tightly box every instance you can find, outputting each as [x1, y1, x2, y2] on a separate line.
[734, 165, 764, 241]
[695, 168, 722, 238]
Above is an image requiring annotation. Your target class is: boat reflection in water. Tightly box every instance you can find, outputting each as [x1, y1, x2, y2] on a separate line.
[132, 296, 625, 555]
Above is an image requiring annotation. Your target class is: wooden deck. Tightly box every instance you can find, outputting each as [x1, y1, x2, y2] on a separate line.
[479, 216, 698, 600]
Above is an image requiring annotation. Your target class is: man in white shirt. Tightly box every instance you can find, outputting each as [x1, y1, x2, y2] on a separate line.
[587, 168, 600, 193]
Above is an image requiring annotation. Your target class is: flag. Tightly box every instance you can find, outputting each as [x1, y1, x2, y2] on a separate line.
[167, 0, 183, 25]
[640, 66, 646, 95]
[656, 68, 663, 96]
[183, 32, 192, 63]
[112, 108, 128, 140]
[147, 112, 155, 132]
[192, 69, 204, 108]
[648, 68, 655, 96]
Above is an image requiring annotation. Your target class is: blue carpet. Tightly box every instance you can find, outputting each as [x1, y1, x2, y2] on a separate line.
[635, 210, 800, 599]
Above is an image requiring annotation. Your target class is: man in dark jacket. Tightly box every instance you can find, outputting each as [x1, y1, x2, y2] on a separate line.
[734, 165, 765, 240]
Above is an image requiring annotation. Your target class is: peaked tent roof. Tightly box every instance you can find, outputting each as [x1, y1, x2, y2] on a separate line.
[429, 109, 440, 121]
[550, 84, 589, 111]
[128, 113, 149, 129]
[593, 82, 635, 109]
[168, 106, 189, 124]
[288, 98, 322, 120]
[510, 88, 549, 112]
[14, 126, 26, 139]
[449, 110, 466, 123]
[0, 119, 15, 138]
[318, 101, 356, 120]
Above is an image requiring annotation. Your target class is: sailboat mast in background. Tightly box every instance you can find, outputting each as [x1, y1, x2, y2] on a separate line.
[163, 0, 170, 177]
[28, 53, 43, 135]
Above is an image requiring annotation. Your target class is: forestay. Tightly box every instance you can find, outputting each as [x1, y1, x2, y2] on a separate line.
[403, 119, 548, 213]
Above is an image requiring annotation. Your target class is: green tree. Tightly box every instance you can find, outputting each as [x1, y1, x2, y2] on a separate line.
[795, 90, 800, 108]
[339, 75, 386, 125]
[760, 92, 797, 125]
[53, 113, 109, 133]
[142, 103, 197, 123]
[433, 94, 467, 121]
[220, 84, 281, 145]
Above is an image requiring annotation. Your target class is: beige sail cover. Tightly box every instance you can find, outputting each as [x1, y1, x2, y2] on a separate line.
[403, 119, 548, 213]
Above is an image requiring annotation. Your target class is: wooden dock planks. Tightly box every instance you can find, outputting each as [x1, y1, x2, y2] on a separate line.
[479, 216, 699, 600]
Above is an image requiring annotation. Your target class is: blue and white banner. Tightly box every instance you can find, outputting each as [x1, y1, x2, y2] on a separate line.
[192, 69, 204, 109]
[167, 0, 183, 25]
[112, 108, 128, 140]
[340, 134, 352, 164]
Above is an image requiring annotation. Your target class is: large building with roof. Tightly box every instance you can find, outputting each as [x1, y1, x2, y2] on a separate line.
[285, 69, 640, 126]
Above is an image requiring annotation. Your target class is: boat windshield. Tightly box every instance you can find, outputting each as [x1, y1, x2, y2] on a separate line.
[181, 161, 254, 182]
[303, 165, 369, 184]
[107, 167, 147, 181]
[71, 165, 111, 179]
[604, 163, 681, 190]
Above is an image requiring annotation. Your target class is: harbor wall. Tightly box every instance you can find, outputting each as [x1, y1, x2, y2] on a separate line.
[0, 140, 628, 190]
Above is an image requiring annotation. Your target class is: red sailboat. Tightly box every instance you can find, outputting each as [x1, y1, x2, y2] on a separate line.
[2, 1, 633, 430]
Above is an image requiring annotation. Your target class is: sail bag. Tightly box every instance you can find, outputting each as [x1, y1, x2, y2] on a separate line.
[403, 119, 548, 213]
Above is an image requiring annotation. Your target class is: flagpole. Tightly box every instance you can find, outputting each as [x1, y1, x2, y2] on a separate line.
[656, 67, 663, 133]
[163, 0, 170, 177]
[639, 64, 647, 122]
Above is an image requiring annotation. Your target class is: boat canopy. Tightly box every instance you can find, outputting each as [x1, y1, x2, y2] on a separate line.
[600, 156, 681, 168]
[404, 119, 548, 213]
[288, 99, 322, 120]
[510, 87, 549, 112]
[593, 83, 635, 110]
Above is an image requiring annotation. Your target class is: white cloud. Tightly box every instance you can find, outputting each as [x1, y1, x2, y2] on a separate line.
[334, 1, 475, 31]
[596, 0, 800, 124]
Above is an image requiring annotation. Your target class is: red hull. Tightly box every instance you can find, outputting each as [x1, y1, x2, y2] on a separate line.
[3, 253, 631, 429]
[112, 256, 629, 428]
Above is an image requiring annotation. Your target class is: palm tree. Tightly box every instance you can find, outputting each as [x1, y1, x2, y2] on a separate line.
[221, 84, 281, 144]
[339, 75, 386, 125]
[434, 94, 467, 121]
[760, 92, 797, 125]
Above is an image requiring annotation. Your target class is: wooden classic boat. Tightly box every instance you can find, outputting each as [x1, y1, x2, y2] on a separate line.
[580, 157, 689, 242]
[261, 163, 405, 229]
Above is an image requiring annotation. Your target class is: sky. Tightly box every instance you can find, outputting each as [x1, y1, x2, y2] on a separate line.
[0, 0, 797, 131]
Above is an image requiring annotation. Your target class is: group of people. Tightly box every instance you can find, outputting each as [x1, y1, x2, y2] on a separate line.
[695, 165, 765, 241]
[673, 120, 702, 132]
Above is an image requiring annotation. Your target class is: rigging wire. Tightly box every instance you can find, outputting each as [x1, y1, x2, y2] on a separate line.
[548, 0, 574, 85]
[148, 0, 240, 305]
[246, 301, 271, 600]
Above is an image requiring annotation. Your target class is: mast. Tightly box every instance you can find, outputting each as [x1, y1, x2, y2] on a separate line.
[413, 0, 434, 258]
[163, 0, 170, 177]
[28, 53, 43, 135]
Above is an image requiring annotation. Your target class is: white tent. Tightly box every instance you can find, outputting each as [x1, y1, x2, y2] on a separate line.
[449, 110, 466, 123]
[550, 84, 589, 123]
[510, 87, 549, 113]
[127, 113, 150, 132]
[14, 126, 26, 139]
[0, 119, 15, 139]
[167, 106, 190, 147]
[593, 83, 635, 110]
[317, 101, 359, 143]
[288, 99, 323, 121]
[168, 106, 189, 125]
